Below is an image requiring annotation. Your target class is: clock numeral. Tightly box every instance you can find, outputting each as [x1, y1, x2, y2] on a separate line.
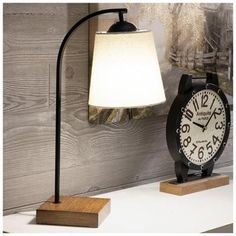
[213, 108, 223, 119]
[184, 109, 193, 121]
[206, 141, 213, 155]
[210, 98, 215, 109]
[212, 135, 220, 145]
[215, 121, 224, 130]
[193, 98, 199, 112]
[201, 94, 208, 108]
[190, 143, 197, 156]
[183, 136, 191, 147]
[198, 146, 204, 159]
[181, 124, 190, 133]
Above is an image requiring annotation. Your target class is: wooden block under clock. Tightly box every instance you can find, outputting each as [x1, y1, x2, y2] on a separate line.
[36, 196, 110, 228]
[160, 173, 229, 196]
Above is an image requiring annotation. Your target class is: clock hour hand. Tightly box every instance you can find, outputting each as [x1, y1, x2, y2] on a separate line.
[192, 121, 204, 129]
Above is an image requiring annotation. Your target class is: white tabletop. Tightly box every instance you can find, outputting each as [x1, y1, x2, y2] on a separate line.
[3, 166, 233, 233]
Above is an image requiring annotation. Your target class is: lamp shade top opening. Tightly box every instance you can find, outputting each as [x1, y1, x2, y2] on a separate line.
[88, 30, 166, 108]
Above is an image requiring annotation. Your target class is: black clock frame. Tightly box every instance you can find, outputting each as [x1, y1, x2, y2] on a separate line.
[166, 73, 231, 182]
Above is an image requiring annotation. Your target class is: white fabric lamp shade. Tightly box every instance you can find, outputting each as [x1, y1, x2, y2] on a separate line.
[88, 30, 166, 108]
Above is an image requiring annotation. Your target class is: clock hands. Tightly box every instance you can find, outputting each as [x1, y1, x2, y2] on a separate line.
[192, 108, 216, 132]
[192, 121, 204, 129]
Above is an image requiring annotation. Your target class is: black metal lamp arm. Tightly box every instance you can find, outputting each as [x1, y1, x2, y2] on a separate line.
[54, 8, 128, 203]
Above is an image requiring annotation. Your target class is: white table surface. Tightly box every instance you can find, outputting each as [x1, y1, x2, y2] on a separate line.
[3, 166, 233, 233]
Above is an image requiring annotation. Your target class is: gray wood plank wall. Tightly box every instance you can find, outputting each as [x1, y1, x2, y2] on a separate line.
[3, 3, 233, 215]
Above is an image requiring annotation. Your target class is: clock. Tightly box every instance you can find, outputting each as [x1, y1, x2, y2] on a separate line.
[166, 73, 231, 183]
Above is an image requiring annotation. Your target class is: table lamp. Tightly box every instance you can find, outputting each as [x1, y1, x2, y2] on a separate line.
[36, 8, 166, 228]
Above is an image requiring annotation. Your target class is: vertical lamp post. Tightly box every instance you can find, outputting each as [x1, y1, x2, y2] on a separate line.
[36, 8, 166, 228]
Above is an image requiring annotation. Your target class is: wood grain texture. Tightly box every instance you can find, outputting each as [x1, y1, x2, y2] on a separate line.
[3, 3, 233, 215]
[3, 3, 89, 214]
[36, 196, 110, 227]
[160, 174, 229, 195]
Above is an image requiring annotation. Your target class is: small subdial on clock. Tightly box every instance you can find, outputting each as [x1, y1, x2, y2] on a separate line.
[179, 89, 226, 165]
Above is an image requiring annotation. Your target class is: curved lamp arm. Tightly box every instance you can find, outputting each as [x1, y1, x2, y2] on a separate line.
[54, 8, 128, 203]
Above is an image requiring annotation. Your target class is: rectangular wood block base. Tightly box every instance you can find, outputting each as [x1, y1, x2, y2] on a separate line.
[160, 174, 229, 196]
[36, 196, 110, 228]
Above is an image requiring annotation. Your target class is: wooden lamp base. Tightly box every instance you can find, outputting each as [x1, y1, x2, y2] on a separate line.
[160, 173, 229, 196]
[36, 196, 110, 228]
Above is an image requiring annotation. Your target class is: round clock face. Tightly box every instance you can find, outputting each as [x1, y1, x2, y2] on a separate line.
[179, 89, 226, 165]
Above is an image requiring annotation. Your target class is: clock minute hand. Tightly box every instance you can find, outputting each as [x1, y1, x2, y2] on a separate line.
[204, 108, 216, 130]
[192, 121, 204, 129]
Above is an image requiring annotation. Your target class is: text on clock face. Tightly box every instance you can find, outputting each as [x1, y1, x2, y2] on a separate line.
[179, 89, 226, 165]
